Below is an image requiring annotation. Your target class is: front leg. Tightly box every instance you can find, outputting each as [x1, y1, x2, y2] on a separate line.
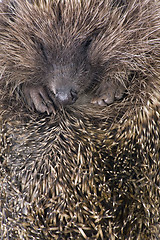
[91, 76, 127, 106]
[20, 85, 56, 114]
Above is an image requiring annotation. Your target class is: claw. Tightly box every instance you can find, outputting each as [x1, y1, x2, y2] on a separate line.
[91, 79, 126, 106]
[22, 85, 56, 114]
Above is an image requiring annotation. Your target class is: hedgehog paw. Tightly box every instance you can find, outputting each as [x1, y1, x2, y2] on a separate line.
[91, 80, 125, 106]
[22, 85, 56, 114]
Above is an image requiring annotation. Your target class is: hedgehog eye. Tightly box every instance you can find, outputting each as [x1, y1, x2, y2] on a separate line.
[39, 43, 48, 61]
[84, 39, 92, 48]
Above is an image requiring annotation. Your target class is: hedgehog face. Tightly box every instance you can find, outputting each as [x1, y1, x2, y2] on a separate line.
[45, 39, 94, 106]
[21, 36, 95, 113]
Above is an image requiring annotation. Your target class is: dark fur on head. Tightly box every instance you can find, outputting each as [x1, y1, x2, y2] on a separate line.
[0, 0, 160, 114]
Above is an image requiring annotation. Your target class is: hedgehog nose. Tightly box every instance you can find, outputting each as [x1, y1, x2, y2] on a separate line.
[55, 88, 78, 105]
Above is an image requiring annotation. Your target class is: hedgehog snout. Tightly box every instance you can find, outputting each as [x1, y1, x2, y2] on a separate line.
[55, 88, 78, 106]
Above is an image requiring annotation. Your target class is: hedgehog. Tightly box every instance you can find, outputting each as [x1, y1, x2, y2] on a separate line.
[0, 0, 160, 239]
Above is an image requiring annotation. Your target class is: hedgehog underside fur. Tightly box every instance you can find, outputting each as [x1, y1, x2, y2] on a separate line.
[0, 0, 160, 239]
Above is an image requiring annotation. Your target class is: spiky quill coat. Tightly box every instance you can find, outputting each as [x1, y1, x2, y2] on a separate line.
[0, 0, 160, 239]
